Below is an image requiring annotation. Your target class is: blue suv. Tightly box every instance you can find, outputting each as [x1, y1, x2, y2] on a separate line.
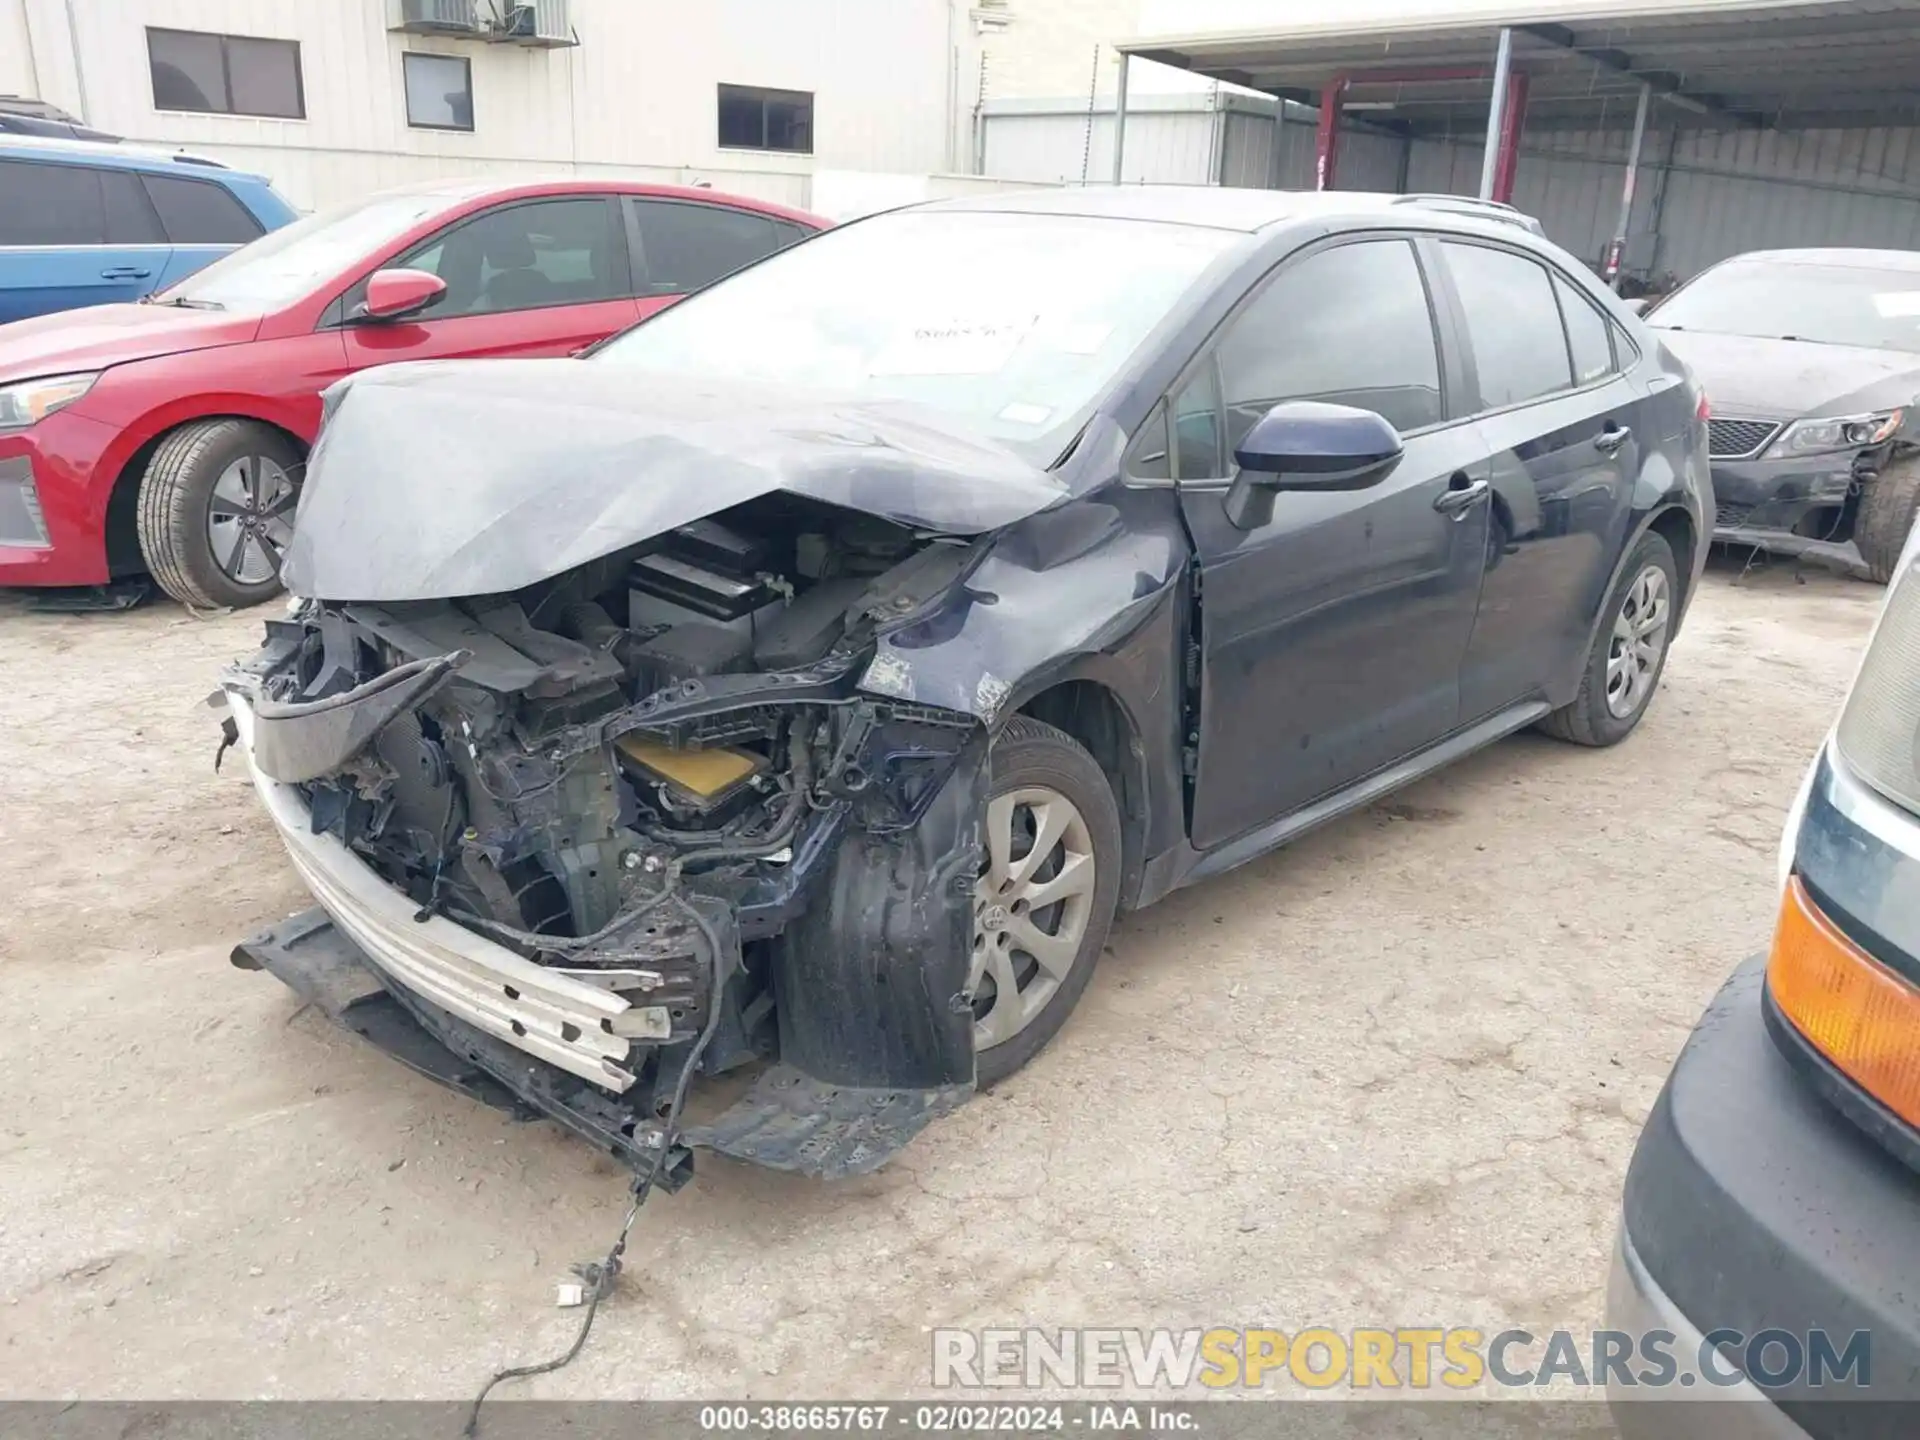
[0, 135, 298, 323]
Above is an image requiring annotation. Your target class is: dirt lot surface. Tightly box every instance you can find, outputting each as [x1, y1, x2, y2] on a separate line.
[0, 554, 1884, 1401]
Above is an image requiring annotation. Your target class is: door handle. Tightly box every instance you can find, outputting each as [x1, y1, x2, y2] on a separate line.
[1593, 424, 1632, 455]
[1434, 475, 1490, 518]
[100, 266, 152, 280]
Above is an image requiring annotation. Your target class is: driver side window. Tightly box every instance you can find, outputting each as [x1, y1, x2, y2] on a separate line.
[1180, 238, 1444, 478]
[341, 197, 626, 321]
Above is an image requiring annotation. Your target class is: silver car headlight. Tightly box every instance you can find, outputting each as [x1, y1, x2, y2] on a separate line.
[1834, 540, 1920, 816]
[0, 372, 99, 431]
[1767, 408, 1903, 459]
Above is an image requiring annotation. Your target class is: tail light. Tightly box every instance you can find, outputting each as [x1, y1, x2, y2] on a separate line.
[1768, 876, 1920, 1129]
[1696, 391, 1712, 422]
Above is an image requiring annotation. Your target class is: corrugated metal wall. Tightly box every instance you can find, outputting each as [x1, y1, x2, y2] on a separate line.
[984, 97, 1920, 281]
[985, 94, 1408, 193]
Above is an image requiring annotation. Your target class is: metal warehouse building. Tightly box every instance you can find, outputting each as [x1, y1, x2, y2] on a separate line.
[983, 0, 1920, 285]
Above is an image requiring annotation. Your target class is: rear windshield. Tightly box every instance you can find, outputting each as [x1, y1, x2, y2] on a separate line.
[1651, 259, 1920, 354]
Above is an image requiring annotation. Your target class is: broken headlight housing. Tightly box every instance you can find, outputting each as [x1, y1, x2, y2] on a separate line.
[1834, 536, 1920, 817]
[0, 372, 98, 432]
[1767, 408, 1904, 459]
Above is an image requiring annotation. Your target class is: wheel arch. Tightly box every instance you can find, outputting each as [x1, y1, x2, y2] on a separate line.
[1015, 674, 1149, 912]
[102, 410, 310, 577]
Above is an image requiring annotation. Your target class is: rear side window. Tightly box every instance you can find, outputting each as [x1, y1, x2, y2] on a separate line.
[1554, 272, 1616, 385]
[0, 159, 106, 244]
[142, 174, 264, 244]
[1213, 237, 1444, 457]
[1441, 242, 1575, 409]
[630, 200, 782, 295]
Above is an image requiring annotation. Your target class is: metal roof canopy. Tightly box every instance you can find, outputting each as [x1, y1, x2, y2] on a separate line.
[1120, 0, 1920, 135]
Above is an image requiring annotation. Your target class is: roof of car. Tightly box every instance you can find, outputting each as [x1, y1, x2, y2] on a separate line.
[1721, 248, 1920, 273]
[351, 173, 825, 225]
[920, 183, 1542, 237]
[0, 131, 267, 181]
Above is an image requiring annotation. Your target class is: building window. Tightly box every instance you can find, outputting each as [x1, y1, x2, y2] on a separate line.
[403, 52, 474, 132]
[146, 28, 304, 120]
[717, 84, 812, 154]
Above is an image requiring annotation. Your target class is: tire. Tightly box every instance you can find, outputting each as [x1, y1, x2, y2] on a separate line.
[1538, 530, 1678, 748]
[970, 716, 1123, 1088]
[1856, 454, 1920, 585]
[136, 419, 304, 609]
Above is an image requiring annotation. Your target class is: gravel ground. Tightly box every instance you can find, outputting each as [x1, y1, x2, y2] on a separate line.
[0, 552, 1883, 1402]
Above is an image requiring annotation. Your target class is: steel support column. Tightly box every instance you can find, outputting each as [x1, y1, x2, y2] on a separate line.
[1111, 51, 1131, 184]
[1606, 82, 1653, 290]
[1492, 72, 1530, 204]
[1478, 27, 1514, 199]
[1315, 76, 1347, 190]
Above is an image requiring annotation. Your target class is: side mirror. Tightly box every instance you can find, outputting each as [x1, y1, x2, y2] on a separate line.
[1224, 401, 1403, 530]
[1622, 296, 1651, 317]
[356, 268, 446, 323]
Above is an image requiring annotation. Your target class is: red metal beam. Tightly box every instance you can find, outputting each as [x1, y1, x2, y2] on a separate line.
[1492, 72, 1529, 204]
[1315, 77, 1346, 190]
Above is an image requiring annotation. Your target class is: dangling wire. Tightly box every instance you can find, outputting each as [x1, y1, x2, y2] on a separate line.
[463, 885, 728, 1437]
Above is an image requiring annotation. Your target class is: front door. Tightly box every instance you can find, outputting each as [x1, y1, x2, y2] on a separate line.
[1178, 236, 1492, 851]
[0, 158, 174, 322]
[336, 195, 640, 375]
[1432, 241, 1647, 721]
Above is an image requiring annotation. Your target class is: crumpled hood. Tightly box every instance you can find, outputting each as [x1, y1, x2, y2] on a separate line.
[1655, 329, 1920, 418]
[282, 360, 1068, 602]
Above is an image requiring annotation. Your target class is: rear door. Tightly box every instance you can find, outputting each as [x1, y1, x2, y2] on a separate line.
[624, 197, 806, 319]
[141, 170, 268, 290]
[1433, 239, 1648, 721]
[335, 195, 639, 374]
[0, 158, 174, 320]
[1174, 234, 1494, 849]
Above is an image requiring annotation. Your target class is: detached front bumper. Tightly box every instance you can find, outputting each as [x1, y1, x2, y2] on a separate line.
[1709, 452, 1868, 571]
[225, 687, 972, 1178]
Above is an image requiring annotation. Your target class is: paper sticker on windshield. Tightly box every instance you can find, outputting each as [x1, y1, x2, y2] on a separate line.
[1873, 292, 1920, 318]
[1042, 321, 1114, 355]
[997, 401, 1052, 425]
[869, 316, 1036, 376]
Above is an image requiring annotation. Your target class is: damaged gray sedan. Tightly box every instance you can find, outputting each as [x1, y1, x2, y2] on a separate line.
[222, 187, 1709, 1181]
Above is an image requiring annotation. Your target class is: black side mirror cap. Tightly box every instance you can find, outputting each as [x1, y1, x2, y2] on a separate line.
[1224, 402, 1404, 529]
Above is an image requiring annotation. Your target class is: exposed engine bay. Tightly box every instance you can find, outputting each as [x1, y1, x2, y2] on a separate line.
[227, 492, 992, 1176]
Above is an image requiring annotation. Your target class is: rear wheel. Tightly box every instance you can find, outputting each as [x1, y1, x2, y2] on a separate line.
[1539, 530, 1678, 748]
[969, 716, 1122, 1087]
[136, 419, 303, 608]
[1857, 454, 1920, 585]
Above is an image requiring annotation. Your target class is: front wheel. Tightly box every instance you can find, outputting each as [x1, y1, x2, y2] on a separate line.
[1857, 454, 1920, 585]
[136, 419, 304, 608]
[1538, 530, 1678, 748]
[969, 716, 1122, 1088]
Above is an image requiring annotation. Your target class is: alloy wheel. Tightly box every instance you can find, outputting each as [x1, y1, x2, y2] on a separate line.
[1605, 565, 1670, 719]
[970, 785, 1098, 1052]
[207, 454, 298, 587]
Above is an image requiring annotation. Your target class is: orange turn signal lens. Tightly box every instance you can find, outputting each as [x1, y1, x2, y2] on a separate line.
[1768, 876, 1920, 1129]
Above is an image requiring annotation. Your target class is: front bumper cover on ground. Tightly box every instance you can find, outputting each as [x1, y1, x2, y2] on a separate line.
[234, 906, 969, 1181]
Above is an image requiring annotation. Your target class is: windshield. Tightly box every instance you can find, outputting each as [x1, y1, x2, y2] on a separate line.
[155, 190, 463, 311]
[590, 209, 1239, 461]
[1651, 259, 1920, 354]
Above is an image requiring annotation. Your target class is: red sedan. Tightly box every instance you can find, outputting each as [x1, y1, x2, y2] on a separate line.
[0, 178, 823, 607]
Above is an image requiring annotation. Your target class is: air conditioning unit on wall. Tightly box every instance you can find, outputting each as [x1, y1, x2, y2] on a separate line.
[491, 0, 574, 47]
[391, 0, 479, 35]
